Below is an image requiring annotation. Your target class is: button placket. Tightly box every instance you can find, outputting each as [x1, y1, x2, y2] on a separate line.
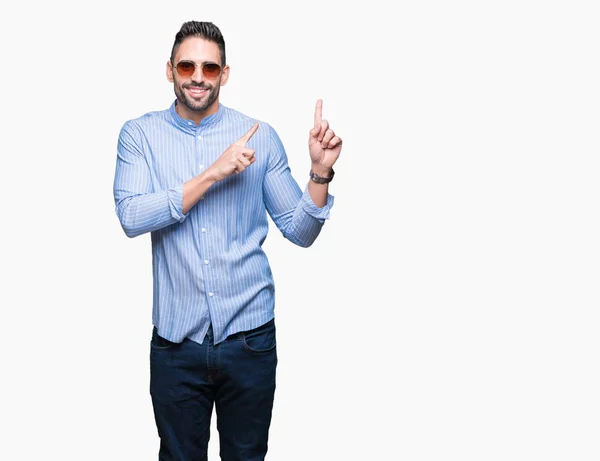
[195, 127, 216, 301]
[194, 129, 212, 298]
[196, 128, 206, 175]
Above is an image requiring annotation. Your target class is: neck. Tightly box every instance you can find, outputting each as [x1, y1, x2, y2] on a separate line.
[175, 100, 219, 125]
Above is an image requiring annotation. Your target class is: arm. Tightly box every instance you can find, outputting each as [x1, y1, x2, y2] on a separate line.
[263, 100, 342, 247]
[113, 121, 189, 238]
[113, 121, 260, 237]
[263, 125, 335, 248]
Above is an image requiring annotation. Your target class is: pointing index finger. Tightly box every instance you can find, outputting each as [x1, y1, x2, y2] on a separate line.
[314, 99, 323, 128]
[238, 122, 259, 145]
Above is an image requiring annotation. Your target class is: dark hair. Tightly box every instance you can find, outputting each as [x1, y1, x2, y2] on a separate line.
[170, 21, 226, 65]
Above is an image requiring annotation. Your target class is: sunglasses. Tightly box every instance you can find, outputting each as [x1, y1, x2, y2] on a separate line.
[174, 60, 223, 79]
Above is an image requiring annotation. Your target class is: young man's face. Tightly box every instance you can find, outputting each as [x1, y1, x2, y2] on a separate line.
[167, 37, 229, 115]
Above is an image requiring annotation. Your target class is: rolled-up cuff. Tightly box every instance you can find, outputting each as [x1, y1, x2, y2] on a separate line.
[167, 184, 188, 223]
[300, 184, 335, 221]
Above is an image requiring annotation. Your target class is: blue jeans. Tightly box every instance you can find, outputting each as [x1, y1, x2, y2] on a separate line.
[150, 319, 278, 461]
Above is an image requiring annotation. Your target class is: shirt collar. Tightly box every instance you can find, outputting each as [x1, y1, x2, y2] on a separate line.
[169, 100, 225, 132]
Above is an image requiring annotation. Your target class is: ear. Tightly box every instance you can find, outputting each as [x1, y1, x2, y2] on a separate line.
[219, 65, 230, 86]
[166, 60, 174, 82]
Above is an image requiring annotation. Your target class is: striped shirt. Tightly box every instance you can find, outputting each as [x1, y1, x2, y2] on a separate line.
[113, 101, 334, 344]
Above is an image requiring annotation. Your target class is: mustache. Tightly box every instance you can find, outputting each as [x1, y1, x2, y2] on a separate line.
[183, 83, 212, 90]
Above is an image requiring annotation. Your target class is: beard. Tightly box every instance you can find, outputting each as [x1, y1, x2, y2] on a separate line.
[174, 78, 221, 113]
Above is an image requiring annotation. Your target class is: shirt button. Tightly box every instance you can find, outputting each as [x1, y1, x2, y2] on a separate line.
[201, 228, 207, 233]
[208, 292, 214, 297]
[204, 260, 210, 265]
[187, 121, 193, 125]
[199, 164, 204, 170]
[197, 135, 202, 140]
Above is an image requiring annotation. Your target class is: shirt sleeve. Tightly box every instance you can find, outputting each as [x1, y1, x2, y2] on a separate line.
[113, 121, 188, 238]
[262, 124, 335, 248]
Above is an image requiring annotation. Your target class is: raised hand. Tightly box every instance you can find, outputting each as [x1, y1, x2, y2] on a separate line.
[208, 122, 259, 181]
[308, 99, 342, 170]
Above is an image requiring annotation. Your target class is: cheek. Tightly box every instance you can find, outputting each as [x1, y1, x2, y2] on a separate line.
[174, 78, 188, 92]
[170, 72, 185, 85]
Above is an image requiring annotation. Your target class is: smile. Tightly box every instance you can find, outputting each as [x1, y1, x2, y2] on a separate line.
[186, 87, 208, 96]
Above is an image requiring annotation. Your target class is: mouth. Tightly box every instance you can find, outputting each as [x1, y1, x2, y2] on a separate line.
[185, 86, 209, 98]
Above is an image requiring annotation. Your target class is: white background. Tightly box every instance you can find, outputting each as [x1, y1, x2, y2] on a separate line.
[1, 0, 599, 460]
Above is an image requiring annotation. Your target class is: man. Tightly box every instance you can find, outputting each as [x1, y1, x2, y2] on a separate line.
[113, 20, 342, 461]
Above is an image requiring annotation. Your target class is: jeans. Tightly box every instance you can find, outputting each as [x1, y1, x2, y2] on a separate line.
[150, 319, 278, 461]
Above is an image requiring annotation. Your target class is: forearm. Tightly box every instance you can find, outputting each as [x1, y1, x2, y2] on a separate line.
[117, 167, 222, 238]
[307, 164, 333, 208]
[117, 186, 186, 238]
[183, 169, 218, 214]
[272, 183, 334, 248]
[282, 208, 327, 247]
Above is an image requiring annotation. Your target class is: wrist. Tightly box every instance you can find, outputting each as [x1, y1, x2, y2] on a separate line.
[203, 167, 221, 183]
[309, 167, 335, 184]
[310, 164, 333, 178]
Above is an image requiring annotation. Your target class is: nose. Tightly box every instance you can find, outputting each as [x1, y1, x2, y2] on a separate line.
[192, 64, 206, 83]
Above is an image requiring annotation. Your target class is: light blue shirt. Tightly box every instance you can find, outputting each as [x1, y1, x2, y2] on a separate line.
[113, 101, 334, 344]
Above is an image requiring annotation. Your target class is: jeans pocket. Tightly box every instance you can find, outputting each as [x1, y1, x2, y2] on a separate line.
[241, 319, 276, 353]
[150, 327, 176, 350]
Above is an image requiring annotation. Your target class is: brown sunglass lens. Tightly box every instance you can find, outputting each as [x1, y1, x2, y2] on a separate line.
[176, 62, 196, 77]
[203, 63, 221, 78]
